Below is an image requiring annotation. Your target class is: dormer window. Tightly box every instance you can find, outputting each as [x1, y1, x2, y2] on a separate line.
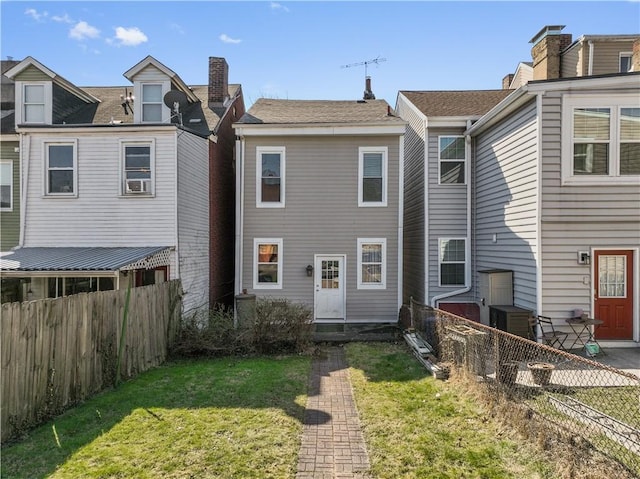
[142, 84, 163, 122]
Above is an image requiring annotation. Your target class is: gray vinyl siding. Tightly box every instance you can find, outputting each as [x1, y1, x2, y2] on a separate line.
[539, 92, 640, 322]
[0, 142, 20, 250]
[561, 44, 582, 78]
[241, 134, 401, 322]
[473, 98, 539, 313]
[396, 96, 425, 304]
[427, 128, 473, 303]
[177, 132, 210, 314]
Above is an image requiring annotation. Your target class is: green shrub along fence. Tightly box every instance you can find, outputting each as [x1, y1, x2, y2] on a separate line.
[408, 299, 640, 476]
[1, 280, 182, 443]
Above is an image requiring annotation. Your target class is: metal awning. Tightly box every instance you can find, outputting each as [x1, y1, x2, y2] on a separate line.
[0, 246, 172, 274]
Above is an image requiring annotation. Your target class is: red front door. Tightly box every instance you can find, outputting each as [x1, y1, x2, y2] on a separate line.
[594, 250, 634, 340]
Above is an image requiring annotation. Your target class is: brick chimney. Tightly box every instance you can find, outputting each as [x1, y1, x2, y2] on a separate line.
[363, 76, 375, 100]
[632, 38, 640, 72]
[208, 57, 229, 109]
[530, 25, 572, 81]
[502, 73, 514, 90]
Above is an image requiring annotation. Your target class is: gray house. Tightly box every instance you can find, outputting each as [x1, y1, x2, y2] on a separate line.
[395, 90, 512, 319]
[233, 99, 406, 323]
[468, 72, 640, 347]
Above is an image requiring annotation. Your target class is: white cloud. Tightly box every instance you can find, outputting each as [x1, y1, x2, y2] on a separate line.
[52, 13, 74, 24]
[270, 2, 290, 12]
[69, 21, 100, 40]
[169, 23, 185, 35]
[111, 26, 148, 46]
[220, 33, 241, 44]
[25, 8, 48, 22]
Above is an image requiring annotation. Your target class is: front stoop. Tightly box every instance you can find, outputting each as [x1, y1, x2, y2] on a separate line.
[312, 322, 399, 343]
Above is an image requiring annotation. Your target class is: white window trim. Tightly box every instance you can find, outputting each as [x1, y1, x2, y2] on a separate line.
[438, 237, 467, 287]
[358, 146, 388, 207]
[256, 146, 285, 208]
[119, 139, 156, 197]
[43, 139, 78, 197]
[0, 161, 13, 211]
[562, 94, 640, 186]
[357, 238, 386, 289]
[15, 81, 53, 125]
[133, 81, 170, 123]
[438, 135, 467, 185]
[619, 52, 632, 73]
[253, 238, 283, 289]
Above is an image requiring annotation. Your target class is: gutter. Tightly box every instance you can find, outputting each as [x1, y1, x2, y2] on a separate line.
[234, 138, 245, 296]
[430, 121, 473, 307]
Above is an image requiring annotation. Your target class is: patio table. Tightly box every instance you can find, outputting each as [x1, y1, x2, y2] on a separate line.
[565, 317, 605, 356]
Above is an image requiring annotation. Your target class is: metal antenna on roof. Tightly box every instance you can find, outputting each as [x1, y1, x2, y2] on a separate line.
[341, 56, 386, 100]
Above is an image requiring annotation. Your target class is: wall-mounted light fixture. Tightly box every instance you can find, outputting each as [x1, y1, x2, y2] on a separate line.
[577, 251, 590, 265]
[305, 265, 314, 277]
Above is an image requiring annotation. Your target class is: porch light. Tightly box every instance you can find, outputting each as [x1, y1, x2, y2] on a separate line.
[305, 265, 314, 277]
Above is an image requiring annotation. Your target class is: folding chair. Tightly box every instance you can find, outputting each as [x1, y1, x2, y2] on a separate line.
[531, 315, 568, 351]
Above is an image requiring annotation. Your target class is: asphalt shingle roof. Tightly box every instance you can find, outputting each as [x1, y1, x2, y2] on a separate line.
[238, 98, 404, 124]
[400, 90, 514, 117]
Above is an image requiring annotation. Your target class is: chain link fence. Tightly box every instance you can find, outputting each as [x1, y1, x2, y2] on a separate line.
[408, 298, 640, 476]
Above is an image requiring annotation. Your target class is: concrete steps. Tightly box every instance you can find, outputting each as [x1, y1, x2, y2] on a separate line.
[312, 322, 399, 342]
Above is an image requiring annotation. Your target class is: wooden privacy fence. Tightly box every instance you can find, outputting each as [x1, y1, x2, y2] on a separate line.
[1, 280, 182, 443]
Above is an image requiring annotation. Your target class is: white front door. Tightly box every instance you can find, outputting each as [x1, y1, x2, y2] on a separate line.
[314, 255, 346, 321]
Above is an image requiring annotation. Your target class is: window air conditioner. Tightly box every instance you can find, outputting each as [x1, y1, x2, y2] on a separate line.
[125, 179, 150, 194]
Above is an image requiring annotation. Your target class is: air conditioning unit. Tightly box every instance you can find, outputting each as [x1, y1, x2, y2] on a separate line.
[125, 179, 151, 194]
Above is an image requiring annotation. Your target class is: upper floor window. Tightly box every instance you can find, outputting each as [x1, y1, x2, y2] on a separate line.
[357, 238, 386, 289]
[142, 84, 163, 122]
[0, 162, 12, 210]
[121, 141, 154, 195]
[45, 141, 77, 196]
[23, 84, 45, 123]
[256, 147, 285, 207]
[254, 238, 283, 289]
[563, 95, 640, 185]
[619, 53, 632, 73]
[439, 238, 467, 287]
[439, 136, 466, 184]
[358, 147, 387, 207]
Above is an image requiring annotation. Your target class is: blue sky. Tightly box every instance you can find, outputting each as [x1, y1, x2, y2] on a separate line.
[2, 1, 639, 108]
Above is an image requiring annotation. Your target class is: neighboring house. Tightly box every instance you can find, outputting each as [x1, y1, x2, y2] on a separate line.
[395, 89, 512, 320]
[1, 60, 21, 251]
[0, 56, 244, 313]
[468, 72, 640, 347]
[233, 98, 406, 323]
[503, 25, 640, 89]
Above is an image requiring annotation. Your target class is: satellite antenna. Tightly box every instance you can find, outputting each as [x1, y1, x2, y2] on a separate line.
[163, 90, 189, 126]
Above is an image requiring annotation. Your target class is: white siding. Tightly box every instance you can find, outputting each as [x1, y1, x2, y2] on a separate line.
[396, 95, 426, 304]
[474, 99, 539, 313]
[177, 132, 210, 314]
[241, 135, 401, 323]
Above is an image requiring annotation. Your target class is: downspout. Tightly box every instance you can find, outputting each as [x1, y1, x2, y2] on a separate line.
[173, 130, 180, 283]
[234, 138, 244, 296]
[19, 133, 29, 247]
[535, 92, 544, 317]
[397, 134, 404, 311]
[430, 121, 473, 308]
[587, 40, 594, 76]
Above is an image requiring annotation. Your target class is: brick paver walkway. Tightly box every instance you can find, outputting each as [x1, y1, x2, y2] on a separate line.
[296, 346, 371, 479]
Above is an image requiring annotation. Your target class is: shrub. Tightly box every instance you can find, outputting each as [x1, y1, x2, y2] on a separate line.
[252, 297, 313, 354]
[171, 305, 242, 357]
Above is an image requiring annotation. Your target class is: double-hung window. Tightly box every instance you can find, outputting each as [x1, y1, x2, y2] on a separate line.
[439, 136, 466, 184]
[563, 95, 640, 184]
[256, 147, 285, 207]
[45, 141, 77, 196]
[254, 238, 283, 289]
[358, 147, 387, 207]
[122, 141, 154, 195]
[357, 238, 386, 289]
[23, 84, 46, 123]
[141, 84, 163, 122]
[0, 162, 12, 210]
[439, 238, 466, 286]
